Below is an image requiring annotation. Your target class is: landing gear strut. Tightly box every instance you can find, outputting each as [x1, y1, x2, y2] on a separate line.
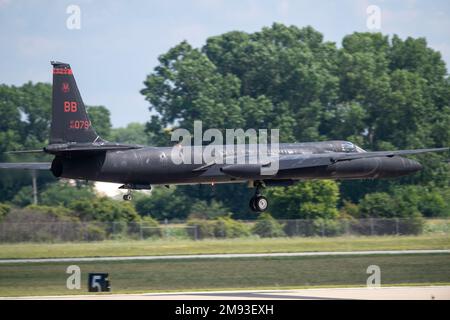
[119, 184, 152, 201]
[249, 182, 268, 212]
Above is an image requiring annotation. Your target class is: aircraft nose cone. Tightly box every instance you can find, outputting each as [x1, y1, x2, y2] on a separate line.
[408, 159, 423, 173]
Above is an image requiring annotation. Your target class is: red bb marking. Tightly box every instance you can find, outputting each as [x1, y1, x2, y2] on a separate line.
[64, 101, 77, 112]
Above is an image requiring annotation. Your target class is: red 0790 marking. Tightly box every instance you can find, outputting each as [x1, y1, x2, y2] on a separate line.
[69, 120, 91, 129]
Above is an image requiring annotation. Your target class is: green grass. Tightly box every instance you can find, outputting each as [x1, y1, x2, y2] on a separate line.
[0, 235, 448, 260]
[0, 253, 449, 297]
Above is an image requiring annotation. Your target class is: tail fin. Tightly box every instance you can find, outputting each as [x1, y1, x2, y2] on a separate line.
[50, 61, 103, 144]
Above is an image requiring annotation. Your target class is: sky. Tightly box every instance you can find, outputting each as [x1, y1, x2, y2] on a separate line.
[1, 0, 449, 128]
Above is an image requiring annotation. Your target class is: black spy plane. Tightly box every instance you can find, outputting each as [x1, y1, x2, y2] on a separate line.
[0, 62, 448, 212]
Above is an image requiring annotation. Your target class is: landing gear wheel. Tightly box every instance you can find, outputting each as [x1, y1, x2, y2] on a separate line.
[123, 194, 132, 201]
[254, 196, 268, 212]
[249, 195, 268, 212]
[249, 181, 268, 212]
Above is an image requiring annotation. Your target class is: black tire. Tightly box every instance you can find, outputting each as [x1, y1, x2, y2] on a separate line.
[123, 194, 132, 201]
[254, 196, 268, 212]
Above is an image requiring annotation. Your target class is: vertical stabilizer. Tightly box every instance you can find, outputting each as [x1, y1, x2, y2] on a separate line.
[50, 61, 102, 144]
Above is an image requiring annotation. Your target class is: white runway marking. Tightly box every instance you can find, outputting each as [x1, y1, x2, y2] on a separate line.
[3, 286, 450, 300]
[0, 249, 449, 264]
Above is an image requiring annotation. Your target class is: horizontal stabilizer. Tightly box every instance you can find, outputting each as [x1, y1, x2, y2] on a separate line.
[0, 163, 51, 170]
[44, 142, 142, 155]
[5, 149, 45, 154]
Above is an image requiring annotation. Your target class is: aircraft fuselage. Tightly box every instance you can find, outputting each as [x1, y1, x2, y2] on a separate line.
[51, 141, 422, 186]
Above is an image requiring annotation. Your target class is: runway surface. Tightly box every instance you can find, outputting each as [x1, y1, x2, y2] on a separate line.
[1, 249, 449, 264]
[4, 286, 450, 300]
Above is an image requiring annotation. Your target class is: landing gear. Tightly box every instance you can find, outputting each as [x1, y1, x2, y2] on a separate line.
[119, 184, 152, 201]
[249, 195, 268, 212]
[123, 190, 132, 201]
[249, 181, 268, 212]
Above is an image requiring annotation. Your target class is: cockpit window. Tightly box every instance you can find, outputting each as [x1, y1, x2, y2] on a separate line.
[340, 142, 366, 153]
[341, 142, 356, 153]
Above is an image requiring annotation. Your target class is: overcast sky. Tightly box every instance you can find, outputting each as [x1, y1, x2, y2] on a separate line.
[1, 0, 449, 127]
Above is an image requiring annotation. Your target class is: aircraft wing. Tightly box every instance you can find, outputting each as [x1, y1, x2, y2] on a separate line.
[332, 147, 449, 162]
[0, 162, 52, 170]
[196, 147, 449, 174]
[277, 147, 449, 171]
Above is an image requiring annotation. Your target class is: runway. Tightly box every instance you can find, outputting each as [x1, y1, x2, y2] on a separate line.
[4, 286, 450, 300]
[1, 249, 449, 264]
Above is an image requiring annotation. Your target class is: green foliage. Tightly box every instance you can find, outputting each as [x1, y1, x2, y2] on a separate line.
[267, 181, 340, 219]
[39, 182, 95, 207]
[187, 217, 250, 239]
[0, 206, 82, 242]
[110, 122, 154, 145]
[358, 186, 450, 218]
[313, 218, 345, 237]
[333, 32, 450, 204]
[140, 216, 162, 238]
[399, 216, 425, 235]
[25, 204, 75, 219]
[84, 224, 107, 241]
[0, 82, 55, 202]
[213, 216, 251, 238]
[12, 182, 95, 208]
[419, 188, 449, 218]
[423, 220, 450, 235]
[11, 186, 34, 207]
[1, 24, 449, 221]
[0, 85, 22, 155]
[87, 106, 112, 140]
[188, 200, 229, 219]
[252, 212, 285, 238]
[7, 82, 52, 148]
[0, 203, 11, 220]
[141, 24, 449, 219]
[358, 193, 398, 218]
[395, 186, 449, 218]
[134, 187, 190, 220]
[69, 197, 140, 222]
[339, 200, 360, 218]
[142, 25, 340, 144]
[186, 219, 215, 239]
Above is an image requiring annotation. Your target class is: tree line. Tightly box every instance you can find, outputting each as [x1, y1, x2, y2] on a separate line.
[0, 23, 449, 222]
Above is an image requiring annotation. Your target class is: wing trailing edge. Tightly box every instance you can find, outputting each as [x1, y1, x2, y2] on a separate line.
[332, 147, 449, 162]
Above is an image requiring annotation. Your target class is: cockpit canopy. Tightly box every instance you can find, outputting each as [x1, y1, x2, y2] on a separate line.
[340, 141, 366, 153]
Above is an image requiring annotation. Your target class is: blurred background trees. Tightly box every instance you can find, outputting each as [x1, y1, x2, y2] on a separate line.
[1, 24, 449, 222]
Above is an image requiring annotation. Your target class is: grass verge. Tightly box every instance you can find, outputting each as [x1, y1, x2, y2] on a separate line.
[0, 235, 449, 260]
[0, 253, 449, 297]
